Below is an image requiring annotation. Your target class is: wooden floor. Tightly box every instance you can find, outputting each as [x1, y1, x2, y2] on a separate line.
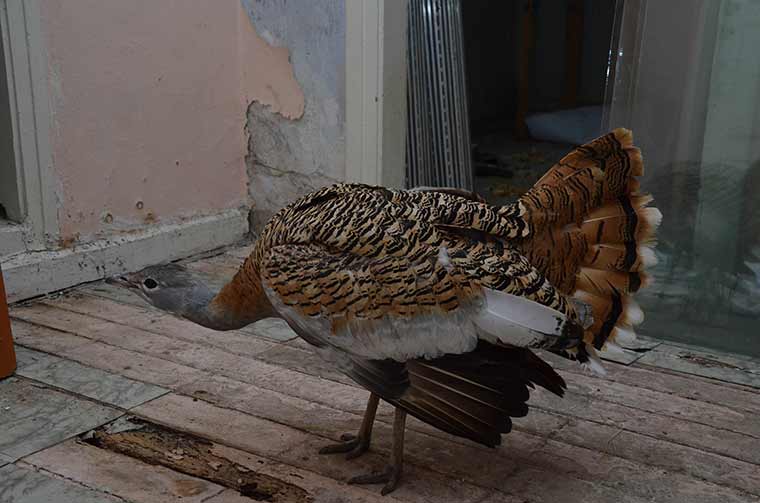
[2, 243, 760, 503]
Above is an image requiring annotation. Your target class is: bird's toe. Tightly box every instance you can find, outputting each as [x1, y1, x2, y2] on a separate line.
[318, 434, 368, 456]
[348, 465, 402, 495]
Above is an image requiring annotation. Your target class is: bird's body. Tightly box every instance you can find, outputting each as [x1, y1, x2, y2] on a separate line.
[114, 129, 660, 494]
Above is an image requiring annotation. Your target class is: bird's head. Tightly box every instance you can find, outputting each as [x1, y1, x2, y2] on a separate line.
[107, 263, 216, 323]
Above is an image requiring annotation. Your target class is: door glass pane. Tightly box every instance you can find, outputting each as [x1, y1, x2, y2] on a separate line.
[607, 0, 760, 357]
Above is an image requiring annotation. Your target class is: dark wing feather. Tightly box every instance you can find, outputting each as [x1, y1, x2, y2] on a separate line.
[394, 343, 566, 448]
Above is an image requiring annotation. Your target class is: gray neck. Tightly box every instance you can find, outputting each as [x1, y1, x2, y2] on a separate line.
[170, 284, 252, 331]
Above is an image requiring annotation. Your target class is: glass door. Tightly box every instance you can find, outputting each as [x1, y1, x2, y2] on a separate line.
[606, 0, 760, 357]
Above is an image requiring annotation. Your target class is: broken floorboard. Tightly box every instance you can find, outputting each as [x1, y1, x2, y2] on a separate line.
[3, 246, 760, 502]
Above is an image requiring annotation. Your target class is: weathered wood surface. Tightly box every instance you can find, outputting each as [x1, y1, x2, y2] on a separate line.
[5, 248, 760, 503]
[0, 377, 121, 461]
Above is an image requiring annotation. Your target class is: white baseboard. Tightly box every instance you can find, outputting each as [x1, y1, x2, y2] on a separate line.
[1, 209, 249, 303]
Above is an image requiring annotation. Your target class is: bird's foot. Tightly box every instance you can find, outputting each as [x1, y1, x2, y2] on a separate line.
[348, 465, 402, 495]
[318, 433, 370, 460]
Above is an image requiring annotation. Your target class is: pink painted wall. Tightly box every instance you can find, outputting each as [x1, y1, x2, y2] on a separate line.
[39, 0, 303, 242]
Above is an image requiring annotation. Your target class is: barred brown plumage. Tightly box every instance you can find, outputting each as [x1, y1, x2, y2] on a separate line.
[113, 128, 659, 494]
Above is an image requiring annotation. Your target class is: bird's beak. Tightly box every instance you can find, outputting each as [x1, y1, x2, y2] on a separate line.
[105, 275, 137, 289]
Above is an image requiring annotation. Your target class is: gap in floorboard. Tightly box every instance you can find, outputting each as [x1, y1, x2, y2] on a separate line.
[80, 416, 311, 502]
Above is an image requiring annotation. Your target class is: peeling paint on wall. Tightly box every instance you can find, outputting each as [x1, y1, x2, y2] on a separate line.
[238, 2, 305, 120]
[240, 0, 346, 228]
[36, 0, 343, 243]
[40, 0, 250, 242]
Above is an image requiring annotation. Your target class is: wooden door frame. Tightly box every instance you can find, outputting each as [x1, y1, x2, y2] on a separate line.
[0, 0, 58, 255]
[344, 0, 408, 188]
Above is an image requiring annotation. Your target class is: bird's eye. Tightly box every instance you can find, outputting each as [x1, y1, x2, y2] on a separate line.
[143, 278, 158, 290]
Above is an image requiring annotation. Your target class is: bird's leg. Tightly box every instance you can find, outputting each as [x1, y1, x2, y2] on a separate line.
[319, 393, 379, 459]
[348, 406, 406, 495]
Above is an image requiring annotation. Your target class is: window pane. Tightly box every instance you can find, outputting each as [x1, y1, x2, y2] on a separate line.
[607, 0, 760, 357]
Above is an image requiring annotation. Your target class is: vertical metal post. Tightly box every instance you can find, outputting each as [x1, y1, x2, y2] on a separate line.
[406, 0, 472, 190]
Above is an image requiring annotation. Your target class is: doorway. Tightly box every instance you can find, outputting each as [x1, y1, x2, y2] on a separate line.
[461, 0, 617, 206]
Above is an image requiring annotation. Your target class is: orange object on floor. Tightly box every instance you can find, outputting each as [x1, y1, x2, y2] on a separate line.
[0, 263, 16, 378]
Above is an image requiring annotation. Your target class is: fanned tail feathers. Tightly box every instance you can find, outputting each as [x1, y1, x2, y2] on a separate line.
[516, 129, 660, 367]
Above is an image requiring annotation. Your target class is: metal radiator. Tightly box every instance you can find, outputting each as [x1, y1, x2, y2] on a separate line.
[406, 0, 472, 190]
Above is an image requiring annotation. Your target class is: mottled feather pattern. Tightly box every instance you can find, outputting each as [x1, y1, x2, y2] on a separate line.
[510, 129, 658, 357]
[251, 187, 580, 362]
[253, 184, 576, 333]
[207, 128, 659, 451]
[224, 130, 656, 361]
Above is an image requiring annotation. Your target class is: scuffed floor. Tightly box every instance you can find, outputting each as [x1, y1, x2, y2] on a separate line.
[2, 242, 760, 503]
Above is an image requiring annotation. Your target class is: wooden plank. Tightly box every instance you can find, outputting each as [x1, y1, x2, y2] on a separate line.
[523, 438, 758, 503]
[11, 304, 280, 384]
[90, 417, 397, 503]
[247, 345, 760, 483]
[277, 437, 503, 503]
[23, 440, 227, 503]
[176, 374, 362, 440]
[495, 466, 648, 503]
[247, 362, 398, 419]
[529, 388, 760, 465]
[11, 321, 206, 390]
[121, 345, 760, 494]
[0, 377, 121, 461]
[131, 394, 500, 503]
[36, 294, 277, 358]
[17, 299, 760, 465]
[177, 366, 760, 498]
[12, 302, 196, 353]
[60, 341, 208, 389]
[75, 278, 759, 415]
[131, 393, 313, 458]
[540, 350, 760, 415]
[14, 346, 168, 409]
[11, 298, 751, 474]
[10, 319, 92, 354]
[0, 464, 120, 503]
[171, 354, 760, 500]
[12, 314, 282, 393]
[555, 416, 760, 496]
[266, 416, 753, 503]
[17, 304, 759, 497]
[70, 284, 760, 417]
[172, 373, 626, 501]
[259, 340, 760, 456]
[636, 343, 760, 388]
[557, 364, 759, 438]
[13, 344, 46, 368]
